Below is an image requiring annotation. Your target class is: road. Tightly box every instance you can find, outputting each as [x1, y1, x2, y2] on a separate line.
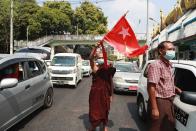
[9, 76, 148, 131]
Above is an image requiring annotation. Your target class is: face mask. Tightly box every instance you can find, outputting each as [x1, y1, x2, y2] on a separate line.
[164, 50, 175, 60]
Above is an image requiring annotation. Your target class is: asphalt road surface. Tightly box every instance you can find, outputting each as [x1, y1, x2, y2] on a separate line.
[9, 76, 148, 131]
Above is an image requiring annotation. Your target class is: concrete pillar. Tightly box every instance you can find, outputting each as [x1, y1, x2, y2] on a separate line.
[50, 46, 55, 60]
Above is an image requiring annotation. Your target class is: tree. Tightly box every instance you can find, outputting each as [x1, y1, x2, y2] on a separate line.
[108, 54, 117, 61]
[0, 0, 10, 53]
[73, 1, 107, 35]
[36, 7, 71, 36]
[14, 1, 40, 40]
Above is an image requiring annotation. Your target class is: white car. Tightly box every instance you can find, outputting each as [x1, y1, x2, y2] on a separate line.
[49, 53, 83, 88]
[137, 60, 196, 131]
[82, 60, 92, 76]
[113, 62, 141, 93]
[0, 53, 53, 130]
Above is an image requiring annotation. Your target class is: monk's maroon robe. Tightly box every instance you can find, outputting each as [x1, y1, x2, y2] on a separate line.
[89, 67, 116, 127]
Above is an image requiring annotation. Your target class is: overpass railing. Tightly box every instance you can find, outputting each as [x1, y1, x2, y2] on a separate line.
[14, 35, 104, 50]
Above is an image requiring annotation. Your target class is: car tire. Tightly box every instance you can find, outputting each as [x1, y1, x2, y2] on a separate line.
[137, 96, 147, 121]
[43, 87, 53, 108]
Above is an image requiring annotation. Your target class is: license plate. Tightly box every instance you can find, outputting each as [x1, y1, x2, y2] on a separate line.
[57, 81, 65, 85]
[174, 105, 189, 126]
[128, 86, 137, 90]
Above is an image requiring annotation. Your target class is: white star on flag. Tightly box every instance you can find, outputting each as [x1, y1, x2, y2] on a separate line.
[118, 27, 131, 40]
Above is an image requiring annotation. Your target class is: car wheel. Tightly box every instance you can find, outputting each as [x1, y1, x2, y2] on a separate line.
[137, 96, 147, 121]
[43, 87, 53, 108]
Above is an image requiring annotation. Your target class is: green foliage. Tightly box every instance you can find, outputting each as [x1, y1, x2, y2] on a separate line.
[0, 0, 11, 52]
[0, 0, 108, 53]
[125, 57, 139, 62]
[108, 54, 117, 61]
[73, 1, 107, 35]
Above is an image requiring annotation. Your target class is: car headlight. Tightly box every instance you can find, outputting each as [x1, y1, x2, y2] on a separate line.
[113, 77, 125, 83]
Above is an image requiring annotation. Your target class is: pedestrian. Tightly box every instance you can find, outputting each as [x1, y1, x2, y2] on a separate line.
[88, 44, 116, 131]
[147, 41, 182, 131]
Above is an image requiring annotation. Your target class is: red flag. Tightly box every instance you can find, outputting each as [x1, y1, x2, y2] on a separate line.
[103, 15, 148, 58]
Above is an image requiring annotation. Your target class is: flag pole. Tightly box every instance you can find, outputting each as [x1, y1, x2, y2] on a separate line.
[123, 10, 129, 17]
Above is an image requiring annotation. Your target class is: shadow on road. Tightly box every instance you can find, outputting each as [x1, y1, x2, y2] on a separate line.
[53, 84, 76, 89]
[114, 91, 137, 96]
[79, 113, 114, 130]
[127, 102, 149, 131]
[8, 107, 43, 131]
[79, 114, 90, 129]
[119, 128, 137, 131]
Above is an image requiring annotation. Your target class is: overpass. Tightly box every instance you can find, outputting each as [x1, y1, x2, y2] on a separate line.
[14, 35, 104, 49]
[14, 34, 146, 59]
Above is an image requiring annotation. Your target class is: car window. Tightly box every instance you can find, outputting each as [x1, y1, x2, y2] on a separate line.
[0, 62, 25, 82]
[174, 67, 196, 92]
[51, 56, 75, 66]
[38, 61, 46, 73]
[27, 61, 42, 78]
[114, 63, 140, 73]
[82, 61, 90, 66]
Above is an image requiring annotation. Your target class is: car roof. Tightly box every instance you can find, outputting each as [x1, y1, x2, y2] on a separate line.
[0, 53, 43, 64]
[16, 46, 51, 52]
[147, 60, 196, 67]
[0, 54, 11, 59]
[54, 53, 80, 57]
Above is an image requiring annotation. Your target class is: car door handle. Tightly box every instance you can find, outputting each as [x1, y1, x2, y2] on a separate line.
[25, 85, 31, 89]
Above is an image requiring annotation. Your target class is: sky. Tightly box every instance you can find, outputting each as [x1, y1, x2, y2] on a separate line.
[37, 0, 177, 39]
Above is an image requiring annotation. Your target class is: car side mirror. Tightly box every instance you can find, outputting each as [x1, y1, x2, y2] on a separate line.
[180, 91, 196, 106]
[45, 60, 51, 66]
[0, 78, 18, 90]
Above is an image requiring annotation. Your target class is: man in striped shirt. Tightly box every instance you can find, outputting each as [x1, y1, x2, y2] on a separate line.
[147, 41, 182, 131]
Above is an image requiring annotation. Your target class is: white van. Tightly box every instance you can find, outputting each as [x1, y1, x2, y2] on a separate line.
[49, 53, 83, 87]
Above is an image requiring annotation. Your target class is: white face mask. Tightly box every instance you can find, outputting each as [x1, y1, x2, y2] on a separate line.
[164, 50, 175, 60]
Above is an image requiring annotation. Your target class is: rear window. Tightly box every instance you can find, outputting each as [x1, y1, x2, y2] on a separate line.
[114, 63, 140, 73]
[174, 67, 196, 92]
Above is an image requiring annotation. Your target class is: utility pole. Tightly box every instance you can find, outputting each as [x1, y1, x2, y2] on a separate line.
[27, 26, 29, 46]
[10, 0, 13, 54]
[146, 0, 149, 62]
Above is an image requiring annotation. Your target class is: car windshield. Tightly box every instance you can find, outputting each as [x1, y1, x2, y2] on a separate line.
[51, 56, 75, 66]
[114, 63, 140, 73]
[82, 60, 90, 66]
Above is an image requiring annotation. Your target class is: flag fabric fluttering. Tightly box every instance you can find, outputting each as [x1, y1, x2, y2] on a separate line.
[103, 15, 148, 58]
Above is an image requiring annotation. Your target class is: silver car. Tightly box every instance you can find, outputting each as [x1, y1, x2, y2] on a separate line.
[0, 53, 53, 130]
[113, 62, 141, 93]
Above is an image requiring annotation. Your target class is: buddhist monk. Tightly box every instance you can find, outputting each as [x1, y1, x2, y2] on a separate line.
[88, 45, 116, 131]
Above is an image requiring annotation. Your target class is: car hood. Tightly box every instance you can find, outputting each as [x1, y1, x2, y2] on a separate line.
[114, 72, 141, 80]
[49, 66, 75, 70]
[82, 66, 91, 70]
